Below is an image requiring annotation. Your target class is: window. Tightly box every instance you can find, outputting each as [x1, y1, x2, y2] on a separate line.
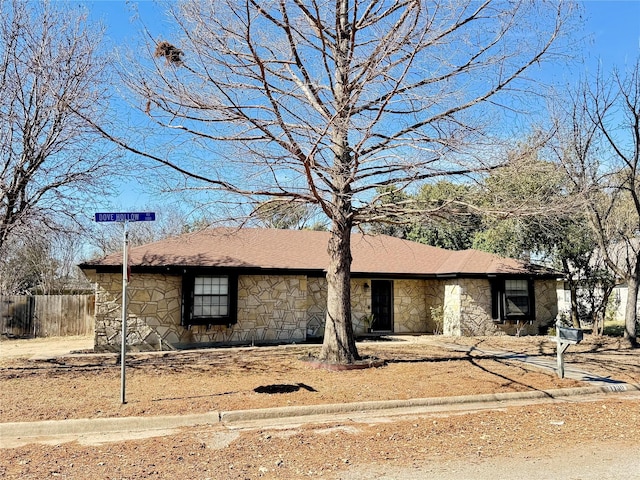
[491, 278, 535, 322]
[182, 273, 237, 326]
[193, 276, 229, 318]
[504, 279, 530, 317]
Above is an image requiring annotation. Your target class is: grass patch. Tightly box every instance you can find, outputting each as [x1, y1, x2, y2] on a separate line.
[603, 321, 626, 337]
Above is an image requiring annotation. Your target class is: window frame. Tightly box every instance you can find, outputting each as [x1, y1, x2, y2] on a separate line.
[491, 277, 535, 322]
[182, 272, 238, 327]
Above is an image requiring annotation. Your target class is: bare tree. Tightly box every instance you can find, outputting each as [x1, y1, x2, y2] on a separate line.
[89, 205, 194, 256]
[0, 234, 54, 294]
[0, 0, 116, 255]
[98, 0, 574, 364]
[555, 60, 640, 347]
[252, 198, 324, 230]
[0, 227, 87, 295]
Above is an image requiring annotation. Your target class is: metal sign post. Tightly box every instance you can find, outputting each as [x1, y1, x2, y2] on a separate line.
[555, 320, 584, 379]
[95, 212, 155, 404]
[120, 221, 129, 404]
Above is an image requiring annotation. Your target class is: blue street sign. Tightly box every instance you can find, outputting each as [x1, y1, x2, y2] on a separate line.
[94, 212, 156, 222]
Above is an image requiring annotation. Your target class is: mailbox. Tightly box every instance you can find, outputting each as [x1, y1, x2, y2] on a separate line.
[558, 326, 583, 344]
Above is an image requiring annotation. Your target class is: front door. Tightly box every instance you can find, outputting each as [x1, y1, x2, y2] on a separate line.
[371, 280, 393, 331]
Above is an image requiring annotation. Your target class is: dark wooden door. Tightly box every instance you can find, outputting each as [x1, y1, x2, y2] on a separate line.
[371, 280, 393, 331]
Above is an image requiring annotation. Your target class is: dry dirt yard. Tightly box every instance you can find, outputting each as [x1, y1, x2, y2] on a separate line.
[1, 334, 639, 479]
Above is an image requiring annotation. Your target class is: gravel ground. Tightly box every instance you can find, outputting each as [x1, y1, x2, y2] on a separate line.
[1, 334, 639, 479]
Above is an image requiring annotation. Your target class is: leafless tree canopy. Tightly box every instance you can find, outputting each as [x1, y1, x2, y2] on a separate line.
[0, 228, 89, 295]
[119, 0, 574, 363]
[132, 0, 572, 216]
[0, 0, 114, 254]
[554, 60, 640, 346]
[88, 205, 193, 257]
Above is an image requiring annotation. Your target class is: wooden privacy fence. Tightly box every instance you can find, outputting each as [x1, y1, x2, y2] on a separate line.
[0, 295, 95, 338]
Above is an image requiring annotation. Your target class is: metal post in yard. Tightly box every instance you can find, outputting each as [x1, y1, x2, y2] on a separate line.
[121, 221, 129, 404]
[94, 212, 155, 404]
[556, 333, 565, 379]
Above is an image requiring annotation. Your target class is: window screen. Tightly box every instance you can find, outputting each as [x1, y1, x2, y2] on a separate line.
[504, 279, 530, 317]
[193, 276, 229, 318]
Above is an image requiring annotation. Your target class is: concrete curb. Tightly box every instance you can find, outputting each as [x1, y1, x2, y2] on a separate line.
[218, 383, 640, 422]
[2, 383, 638, 440]
[0, 411, 221, 438]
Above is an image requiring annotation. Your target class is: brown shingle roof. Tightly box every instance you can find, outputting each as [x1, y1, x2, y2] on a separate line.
[81, 227, 555, 277]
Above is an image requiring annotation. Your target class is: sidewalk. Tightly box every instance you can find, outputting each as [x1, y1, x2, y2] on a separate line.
[430, 339, 632, 387]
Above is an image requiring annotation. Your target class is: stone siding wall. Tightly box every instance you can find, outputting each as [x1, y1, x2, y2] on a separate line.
[306, 277, 327, 338]
[495, 279, 559, 336]
[393, 279, 429, 333]
[498, 279, 558, 336]
[458, 278, 499, 336]
[350, 279, 372, 334]
[535, 279, 560, 327]
[441, 278, 560, 337]
[424, 280, 445, 333]
[310, 278, 433, 335]
[443, 282, 462, 336]
[235, 275, 307, 344]
[85, 269, 560, 349]
[307, 277, 372, 336]
[84, 270, 183, 351]
[85, 271, 308, 351]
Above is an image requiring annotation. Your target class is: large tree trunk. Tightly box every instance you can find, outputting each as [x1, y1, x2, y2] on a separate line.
[569, 286, 581, 329]
[562, 259, 581, 329]
[593, 286, 612, 336]
[317, 0, 359, 364]
[319, 218, 360, 364]
[623, 276, 639, 348]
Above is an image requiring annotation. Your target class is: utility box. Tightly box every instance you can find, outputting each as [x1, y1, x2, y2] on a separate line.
[558, 326, 583, 344]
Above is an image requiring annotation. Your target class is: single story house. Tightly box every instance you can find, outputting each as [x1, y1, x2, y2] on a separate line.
[79, 228, 561, 351]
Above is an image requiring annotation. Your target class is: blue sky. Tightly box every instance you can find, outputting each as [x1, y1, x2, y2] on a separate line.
[580, 0, 639, 69]
[86, 1, 639, 67]
[82, 0, 640, 212]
